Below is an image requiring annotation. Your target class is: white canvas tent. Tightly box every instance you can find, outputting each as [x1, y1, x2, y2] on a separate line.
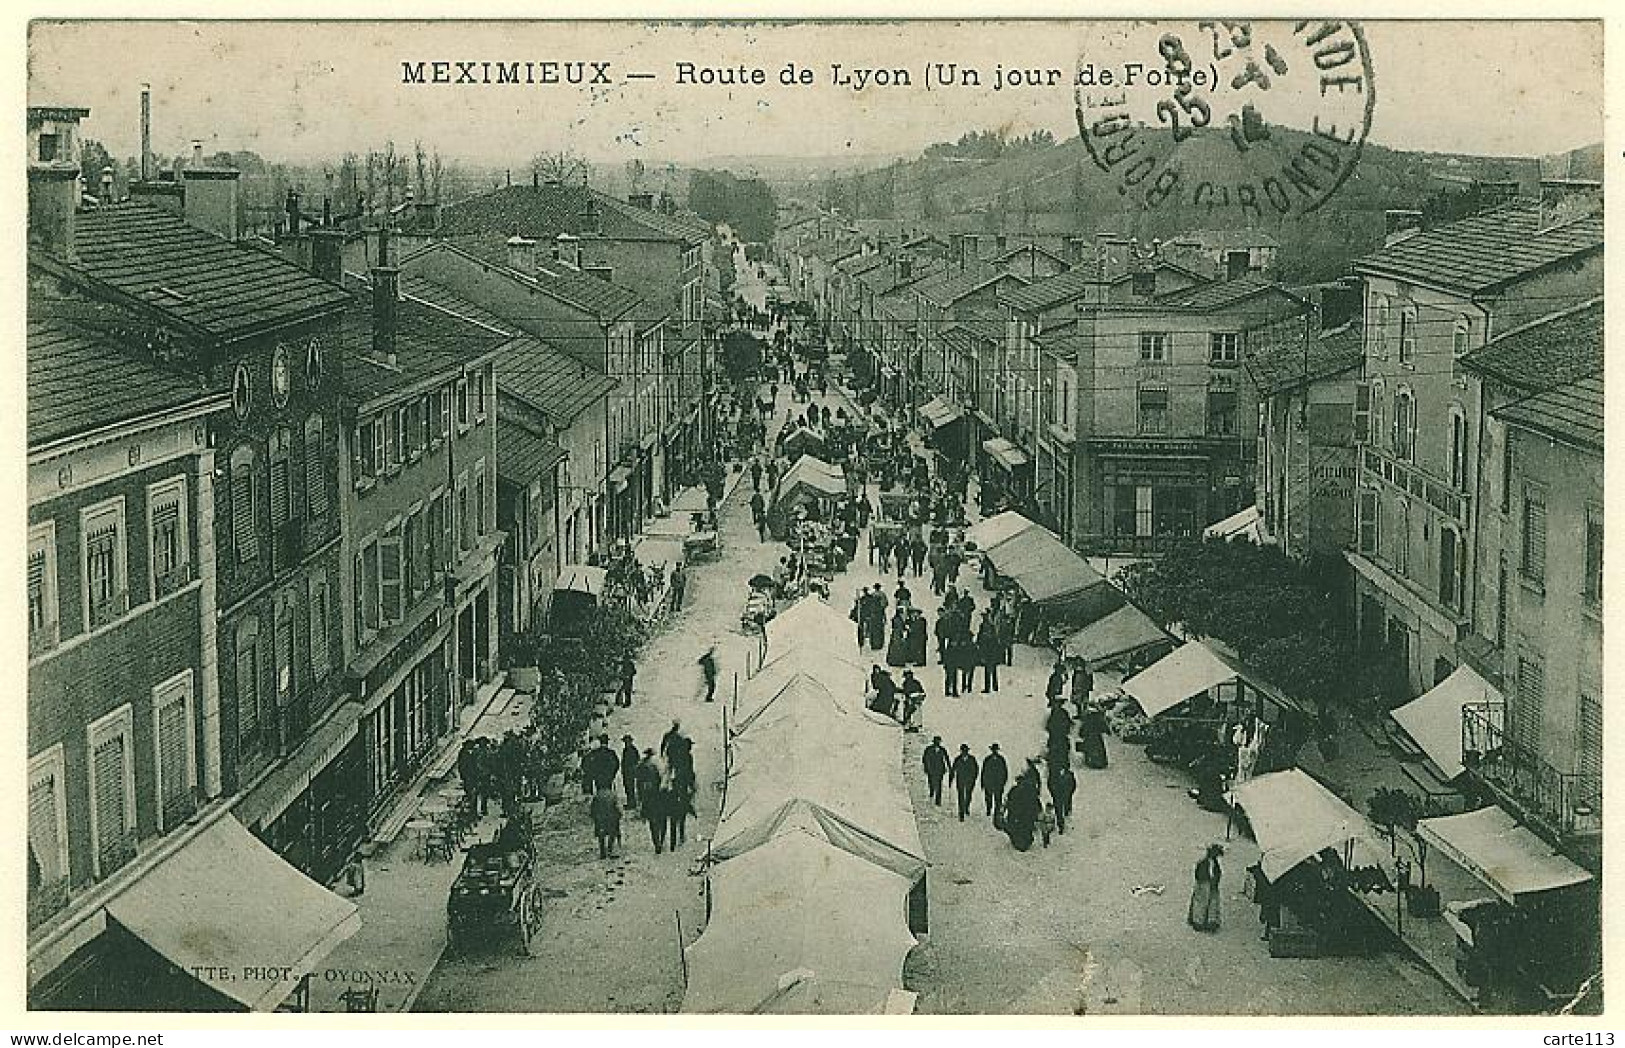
[555, 564, 607, 596]
[766, 597, 857, 658]
[1204, 504, 1267, 544]
[741, 646, 871, 726]
[682, 831, 917, 1014]
[1060, 602, 1172, 665]
[1119, 640, 1239, 718]
[1228, 769, 1373, 881]
[1391, 664, 1501, 781]
[964, 510, 1037, 554]
[1418, 806, 1593, 905]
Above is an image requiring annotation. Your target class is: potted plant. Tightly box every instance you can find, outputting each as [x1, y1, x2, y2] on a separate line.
[506, 632, 542, 694]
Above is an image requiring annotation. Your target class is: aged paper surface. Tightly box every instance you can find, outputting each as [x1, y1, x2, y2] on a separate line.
[6, 1, 1619, 1033]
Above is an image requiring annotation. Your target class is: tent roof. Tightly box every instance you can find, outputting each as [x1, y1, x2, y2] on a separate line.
[965, 510, 1039, 553]
[682, 831, 916, 1014]
[766, 597, 858, 656]
[1121, 641, 1238, 718]
[105, 815, 360, 1011]
[633, 534, 686, 568]
[984, 526, 1109, 603]
[1203, 504, 1266, 544]
[741, 649, 871, 727]
[1229, 770, 1373, 881]
[774, 454, 845, 502]
[1418, 806, 1592, 904]
[782, 427, 828, 451]
[555, 564, 607, 596]
[1061, 602, 1172, 664]
[1391, 664, 1502, 780]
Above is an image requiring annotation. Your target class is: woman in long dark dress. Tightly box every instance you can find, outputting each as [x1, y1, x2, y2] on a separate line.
[907, 609, 928, 666]
[1188, 844, 1224, 931]
[1003, 770, 1042, 851]
[1079, 703, 1109, 769]
[886, 608, 911, 667]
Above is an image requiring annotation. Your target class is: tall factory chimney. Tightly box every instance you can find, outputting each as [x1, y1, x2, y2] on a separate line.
[139, 83, 152, 181]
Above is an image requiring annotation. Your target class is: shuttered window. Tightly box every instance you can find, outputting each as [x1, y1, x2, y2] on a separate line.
[380, 529, 403, 626]
[154, 674, 194, 829]
[231, 446, 258, 563]
[1357, 489, 1379, 556]
[474, 465, 488, 538]
[309, 576, 331, 674]
[236, 619, 262, 744]
[1583, 506, 1602, 606]
[82, 500, 126, 628]
[149, 477, 187, 597]
[89, 709, 134, 876]
[270, 429, 292, 526]
[1521, 485, 1547, 584]
[28, 525, 57, 651]
[275, 597, 295, 701]
[305, 416, 328, 519]
[361, 541, 381, 633]
[28, 752, 67, 887]
[1352, 382, 1371, 445]
[1578, 694, 1602, 796]
[1513, 654, 1544, 753]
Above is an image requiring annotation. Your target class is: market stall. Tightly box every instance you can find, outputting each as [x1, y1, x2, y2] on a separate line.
[780, 426, 828, 461]
[1203, 504, 1267, 544]
[1229, 770, 1393, 958]
[1389, 664, 1500, 812]
[1060, 602, 1175, 669]
[548, 564, 608, 636]
[766, 455, 846, 540]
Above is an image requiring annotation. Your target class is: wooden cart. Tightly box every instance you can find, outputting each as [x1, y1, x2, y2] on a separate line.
[445, 842, 544, 958]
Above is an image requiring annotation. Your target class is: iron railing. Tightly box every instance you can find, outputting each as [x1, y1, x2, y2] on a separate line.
[1462, 702, 1602, 839]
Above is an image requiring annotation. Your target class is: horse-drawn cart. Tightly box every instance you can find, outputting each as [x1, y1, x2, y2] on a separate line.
[445, 840, 543, 957]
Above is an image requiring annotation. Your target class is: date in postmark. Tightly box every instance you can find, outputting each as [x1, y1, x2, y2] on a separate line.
[1075, 20, 1375, 216]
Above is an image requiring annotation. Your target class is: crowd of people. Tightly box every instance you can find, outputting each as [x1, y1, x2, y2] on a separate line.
[581, 721, 701, 859]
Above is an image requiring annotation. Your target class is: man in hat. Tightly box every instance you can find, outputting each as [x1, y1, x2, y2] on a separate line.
[620, 735, 641, 808]
[922, 736, 950, 806]
[949, 744, 980, 821]
[981, 743, 1009, 819]
[583, 734, 620, 795]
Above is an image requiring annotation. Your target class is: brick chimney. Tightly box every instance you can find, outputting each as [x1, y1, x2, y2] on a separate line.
[506, 235, 537, 274]
[27, 106, 90, 258]
[182, 142, 242, 240]
[310, 227, 345, 284]
[896, 255, 914, 283]
[555, 233, 582, 269]
[139, 84, 152, 182]
[372, 226, 399, 365]
[285, 189, 302, 238]
[1537, 178, 1603, 232]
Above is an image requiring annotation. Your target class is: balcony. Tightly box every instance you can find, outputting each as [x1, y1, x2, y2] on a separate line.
[1462, 702, 1602, 841]
[153, 561, 193, 600]
[86, 588, 129, 631]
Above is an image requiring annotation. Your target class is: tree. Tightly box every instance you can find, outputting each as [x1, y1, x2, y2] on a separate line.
[688, 170, 777, 242]
[532, 150, 589, 187]
[79, 138, 117, 198]
[720, 329, 764, 386]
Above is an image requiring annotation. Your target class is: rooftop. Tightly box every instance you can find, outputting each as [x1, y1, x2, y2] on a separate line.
[439, 236, 644, 321]
[998, 264, 1107, 313]
[912, 261, 1029, 309]
[1245, 317, 1366, 396]
[28, 295, 225, 448]
[65, 201, 352, 341]
[496, 423, 569, 486]
[437, 183, 709, 243]
[1155, 273, 1293, 312]
[336, 284, 508, 407]
[1493, 374, 1602, 451]
[1460, 297, 1603, 394]
[1354, 201, 1603, 294]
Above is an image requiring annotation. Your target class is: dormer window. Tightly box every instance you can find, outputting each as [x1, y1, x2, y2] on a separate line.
[1132, 270, 1155, 297]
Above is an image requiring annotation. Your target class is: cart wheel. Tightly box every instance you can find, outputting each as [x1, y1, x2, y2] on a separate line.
[517, 890, 538, 957]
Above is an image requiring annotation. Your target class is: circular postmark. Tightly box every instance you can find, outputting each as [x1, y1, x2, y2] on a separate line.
[1075, 20, 1375, 217]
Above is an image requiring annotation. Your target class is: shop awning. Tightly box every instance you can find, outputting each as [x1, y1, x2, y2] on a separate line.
[1120, 640, 1238, 719]
[982, 437, 1029, 469]
[1203, 504, 1266, 544]
[917, 397, 964, 431]
[235, 702, 362, 830]
[1391, 664, 1502, 781]
[1418, 806, 1593, 905]
[1228, 770, 1373, 882]
[556, 564, 607, 596]
[983, 525, 1111, 606]
[1061, 603, 1172, 665]
[105, 815, 361, 1011]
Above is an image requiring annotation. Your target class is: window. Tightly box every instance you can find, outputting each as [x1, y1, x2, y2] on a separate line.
[380, 526, 403, 627]
[148, 477, 189, 598]
[1512, 653, 1544, 752]
[28, 523, 58, 654]
[152, 671, 196, 829]
[88, 706, 136, 877]
[29, 747, 70, 893]
[404, 401, 421, 460]
[403, 513, 420, 599]
[1353, 382, 1372, 445]
[1392, 390, 1415, 461]
[1448, 407, 1467, 490]
[1112, 485, 1139, 537]
[309, 575, 331, 675]
[38, 132, 59, 162]
[1042, 379, 1054, 426]
[439, 387, 452, 440]
[1495, 560, 1509, 645]
[232, 363, 252, 419]
[1452, 319, 1471, 358]
[353, 421, 374, 486]
[1210, 332, 1240, 364]
[1521, 484, 1547, 585]
[236, 618, 262, 749]
[428, 493, 446, 581]
[360, 539, 381, 634]
[81, 498, 128, 630]
[1398, 306, 1417, 365]
[1394, 501, 1410, 575]
[304, 416, 328, 518]
[1501, 433, 1514, 513]
[1207, 390, 1238, 436]
[1578, 694, 1601, 793]
[1583, 505, 1603, 606]
[457, 476, 472, 552]
[1439, 525, 1465, 610]
[231, 445, 258, 563]
[1138, 332, 1168, 362]
[1357, 489, 1380, 555]
[474, 370, 488, 422]
[269, 429, 293, 526]
[1137, 387, 1169, 435]
[457, 377, 471, 429]
[384, 410, 401, 472]
[474, 463, 488, 538]
[1371, 295, 1390, 355]
[275, 594, 295, 714]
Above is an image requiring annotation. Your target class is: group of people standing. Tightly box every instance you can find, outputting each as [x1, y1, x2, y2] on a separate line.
[923, 738, 1076, 853]
[582, 721, 699, 859]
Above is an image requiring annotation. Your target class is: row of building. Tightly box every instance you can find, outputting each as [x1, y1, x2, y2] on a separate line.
[775, 177, 1601, 878]
[25, 101, 720, 1007]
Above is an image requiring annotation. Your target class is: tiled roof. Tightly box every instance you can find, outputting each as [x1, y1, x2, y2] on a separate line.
[1461, 298, 1603, 394]
[438, 184, 708, 243]
[1179, 229, 1282, 250]
[998, 264, 1106, 313]
[27, 296, 225, 447]
[67, 202, 351, 340]
[1493, 374, 1602, 450]
[497, 423, 569, 485]
[336, 287, 508, 407]
[443, 236, 643, 321]
[1354, 201, 1603, 293]
[803, 238, 864, 263]
[943, 314, 1005, 344]
[912, 262, 1029, 308]
[401, 275, 618, 424]
[1156, 274, 1290, 312]
[1245, 317, 1365, 396]
[837, 252, 887, 278]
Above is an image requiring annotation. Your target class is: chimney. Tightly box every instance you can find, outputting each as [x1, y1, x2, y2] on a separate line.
[27, 105, 90, 258]
[1537, 178, 1603, 232]
[99, 167, 114, 203]
[507, 235, 537, 273]
[371, 226, 399, 365]
[995, 234, 1008, 254]
[628, 192, 654, 210]
[1383, 209, 1424, 246]
[1473, 179, 1520, 210]
[139, 83, 152, 182]
[581, 196, 601, 235]
[285, 189, 302, 238]
[181, 144, 241, 240]
[555, 233, 581, 268]
[1095, 233, 1131, 280]
[310, 228, 344, 284]
[584, 263, 614, 282]
[322, 195, 332, 228]
[896, 255, 914, 282]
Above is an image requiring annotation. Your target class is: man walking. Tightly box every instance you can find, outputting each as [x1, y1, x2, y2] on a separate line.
[620, 735, 641, 808]
[923, 736, 950, 806]
[616, 656, 637, 708]
[583, 734, 620, 795]
[750, 457, 764, 492]
[1049, 763, 1077, 834]
[981, 743, 1009, 819]
[698, 645, 719, 703]
[977, 617, 1001, 693]
[950, 744, 979, 821]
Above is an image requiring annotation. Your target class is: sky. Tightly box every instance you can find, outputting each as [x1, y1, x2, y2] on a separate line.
[26, 20, 1603, 167]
